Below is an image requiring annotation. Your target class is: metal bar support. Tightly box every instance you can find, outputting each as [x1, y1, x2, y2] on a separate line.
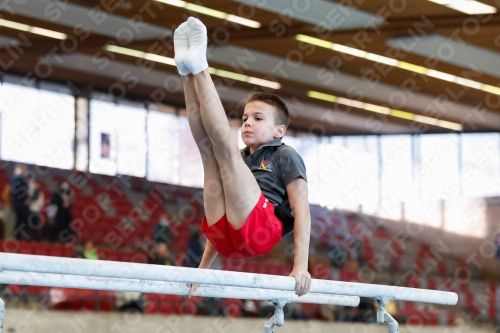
[264, 299, 289, 333]
[0, 297, 4, 333]
[375, 295, 399, 333]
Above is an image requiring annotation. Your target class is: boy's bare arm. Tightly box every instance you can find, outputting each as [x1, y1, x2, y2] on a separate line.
[198, 239, 218, 269]
[286, 177, 312, 296]
[189, 240, 218, 295]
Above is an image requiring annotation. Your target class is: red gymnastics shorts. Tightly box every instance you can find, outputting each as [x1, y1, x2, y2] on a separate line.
[200, 193, 283, 258]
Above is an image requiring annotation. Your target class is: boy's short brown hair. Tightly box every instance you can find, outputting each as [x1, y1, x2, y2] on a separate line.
[246, 93, 289, 127]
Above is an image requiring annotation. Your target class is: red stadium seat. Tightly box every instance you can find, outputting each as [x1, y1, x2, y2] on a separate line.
[263, 264, 277, 275]
[49, 244, 65, 257]
[278, 264, 292, 276]
[408, 275, 419, 288]
[407, 311, 425, 326]
[144, 293, 161, 301]
[10, 285, 23, 294]
[27, 286, 49, 295]
[311, 264, 331, 280]
[301, 303, 318, 317]
[176, 241, 188, 253]
[130, 252, 149, 264]
[33, 244, 50, 256]
[428, 311, 438, 326]
[427, 279, 436, 290]
[18, 242, 33, 254]
[64, 246, 77, 257]
[97, 290, 115, 312]
[0, 239, 19, 253]
[222, 299, 242, 317]
[244, 262, 258, 273]
[51, 289, 106, 312]
[124, 232, 140, 247]
[118, 251, 131, 262]
[347, 271, 359, 282]
[160, 302, 174, 314]
[166, 294, 184, 301]
[447, 310, 455, 326]
[80, 228, 92, 242]
[178, 299, 197, 315]
[99, 249, 120, 262]
[92, 229, 105, 245]
[144, 299, 159, 314]
[121, 251, 146, 263]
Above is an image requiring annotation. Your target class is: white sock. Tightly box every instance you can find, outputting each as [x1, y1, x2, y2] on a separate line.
[174, 22, 191, 76]
[185, 17, 208, 75]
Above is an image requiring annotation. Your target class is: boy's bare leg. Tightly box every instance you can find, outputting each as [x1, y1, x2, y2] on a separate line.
[183, 77, 222, 296]
[175, 22, 224, 225]
[194, 70, 262, 229]
[182, 75, 225, 226]
[184, 17, 261, 229]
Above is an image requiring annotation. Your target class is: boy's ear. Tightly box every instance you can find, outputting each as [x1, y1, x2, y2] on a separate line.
[275, 124, 286, 138]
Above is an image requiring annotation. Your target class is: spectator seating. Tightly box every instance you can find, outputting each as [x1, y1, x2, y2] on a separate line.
[0, 165, 491, 325]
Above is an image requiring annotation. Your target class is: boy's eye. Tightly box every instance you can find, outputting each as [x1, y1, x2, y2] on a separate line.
[256, 118, 262, 120]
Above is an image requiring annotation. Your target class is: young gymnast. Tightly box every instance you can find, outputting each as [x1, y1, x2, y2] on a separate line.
[174, 17, 312, 296]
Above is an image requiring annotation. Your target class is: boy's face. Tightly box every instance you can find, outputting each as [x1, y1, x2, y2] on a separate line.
[242, 101, 286, 150]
